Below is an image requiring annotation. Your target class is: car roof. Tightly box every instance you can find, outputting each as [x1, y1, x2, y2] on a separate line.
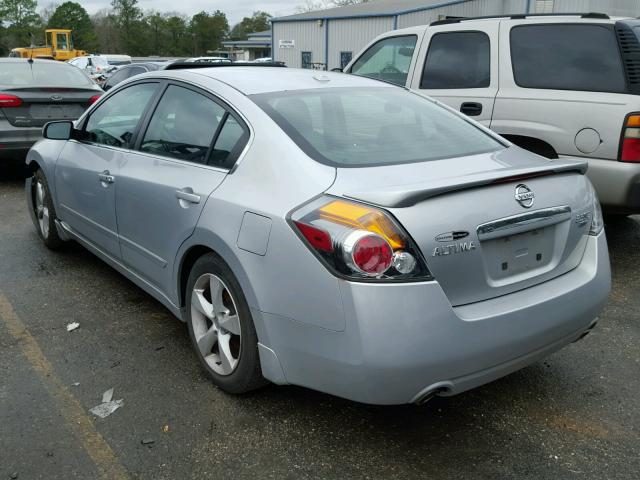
[155, 67, 396, 95]
[388, 13, 626, 35]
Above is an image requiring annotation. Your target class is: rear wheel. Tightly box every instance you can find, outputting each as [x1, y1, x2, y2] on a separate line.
[186, 253, 267, 394]
[32, 169, 63, 250]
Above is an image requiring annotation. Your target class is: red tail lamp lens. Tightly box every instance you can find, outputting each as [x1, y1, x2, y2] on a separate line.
[294, 221, 333, 253]
[88, 95, 102, 105]
[0, 94, 22, 108]
[345, 231, 393, 276]
[621, 137, 640, 162]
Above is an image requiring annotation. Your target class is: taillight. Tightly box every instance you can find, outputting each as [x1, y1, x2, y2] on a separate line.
[291, 197, 432, 282]
[0, 94, 23, 108]
[619, 113, 640, 162]
[88, 94, 102, 105]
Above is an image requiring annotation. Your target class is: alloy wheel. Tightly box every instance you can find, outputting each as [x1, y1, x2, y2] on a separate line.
[35, 181, 49, 238]
[190, 273, 242, 376]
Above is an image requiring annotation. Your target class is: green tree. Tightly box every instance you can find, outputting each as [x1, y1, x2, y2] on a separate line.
[110, 0, 142, 54]
[164, 14, 189, 56]
[48, 2, 98, 51]
[190, 10, 229, 56]
[229, 11, 271, 40]
[0, 0, 41, 47]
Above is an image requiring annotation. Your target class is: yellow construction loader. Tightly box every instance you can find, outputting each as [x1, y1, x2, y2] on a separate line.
[9, 29, 88, 61]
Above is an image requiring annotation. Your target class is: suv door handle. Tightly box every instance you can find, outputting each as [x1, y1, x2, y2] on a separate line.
[175, 188, 201, 205]
[460, 102, 483, 116]
[98, 171, 115, 185]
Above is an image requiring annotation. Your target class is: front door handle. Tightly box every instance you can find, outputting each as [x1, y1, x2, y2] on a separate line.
[175, 188, 201, 206]
[98, 170, 115, 186]
[460, 102, 483, 117]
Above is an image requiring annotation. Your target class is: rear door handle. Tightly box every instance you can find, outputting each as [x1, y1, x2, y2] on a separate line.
[460, 102, 483, 117]
[175, 189, 201, 205]
[98, 171, 115, 185]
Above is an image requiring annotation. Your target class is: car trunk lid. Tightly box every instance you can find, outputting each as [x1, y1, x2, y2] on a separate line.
[0, 87, 96, 128]
[326, 147, 593, 306]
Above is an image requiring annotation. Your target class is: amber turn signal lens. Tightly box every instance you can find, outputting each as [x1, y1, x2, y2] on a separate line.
[318, 200, 405, 249]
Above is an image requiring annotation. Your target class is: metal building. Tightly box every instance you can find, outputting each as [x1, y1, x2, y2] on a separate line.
[272, 0, 640, 70]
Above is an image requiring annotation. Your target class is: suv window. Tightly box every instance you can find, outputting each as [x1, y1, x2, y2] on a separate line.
[421, 31, 490, 89]
[510, 24, 626, 93]
[350, 35, 417, 86]
[140, 85, 226, 164]
[84, 83, 158, 148]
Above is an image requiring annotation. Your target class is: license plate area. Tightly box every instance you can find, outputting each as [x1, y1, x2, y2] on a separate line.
[30, 104, 83, 119]
[482, 226, 556, 283]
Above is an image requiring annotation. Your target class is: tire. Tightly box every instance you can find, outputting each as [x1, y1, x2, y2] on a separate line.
[185, 253, 267, 394]
[32, 169, 64, 250]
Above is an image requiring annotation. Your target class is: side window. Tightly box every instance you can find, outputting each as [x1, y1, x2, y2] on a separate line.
[106, 68, 130, 87]
[301, 51, 312, 69]
[421, 31, 490, 89]
[56, 33, 68, 50]
[340, 51, 353, 70]
[510, 24, 626, 93]
[128, 66, 146, 77]
[84, 83, 158, 148]
[140, 85, 225, 164]
[350, 35, 417, 86]
[209, 115, 248, 168]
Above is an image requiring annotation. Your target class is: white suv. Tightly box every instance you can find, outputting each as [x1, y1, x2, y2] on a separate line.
[345, 13, 640, 214]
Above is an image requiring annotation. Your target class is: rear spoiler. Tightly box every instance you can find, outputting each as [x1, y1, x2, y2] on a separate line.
[344, 158, 588, 208]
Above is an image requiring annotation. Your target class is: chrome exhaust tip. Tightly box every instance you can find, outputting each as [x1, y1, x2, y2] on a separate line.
[412, 382, 454, 405]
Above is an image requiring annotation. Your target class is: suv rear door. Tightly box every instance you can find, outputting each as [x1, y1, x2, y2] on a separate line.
[409, 21, 499, 126]
[492, 18, 634, 164]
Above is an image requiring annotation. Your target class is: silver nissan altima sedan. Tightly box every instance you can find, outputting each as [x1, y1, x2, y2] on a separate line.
[25, 65, 611, 405]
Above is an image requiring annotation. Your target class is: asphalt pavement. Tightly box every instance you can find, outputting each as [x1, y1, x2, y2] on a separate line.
[0, 165, 639, 479]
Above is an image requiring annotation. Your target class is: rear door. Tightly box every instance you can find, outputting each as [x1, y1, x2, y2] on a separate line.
[410, 21, 499, 126]
[492, 19, 634, 163]
[115, 82, 249, 294]
[55, 82, 159, 259]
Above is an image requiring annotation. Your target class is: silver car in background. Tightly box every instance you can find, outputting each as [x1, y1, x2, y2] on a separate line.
[0, 58, 102, 161]
[25, 67, 611, 405]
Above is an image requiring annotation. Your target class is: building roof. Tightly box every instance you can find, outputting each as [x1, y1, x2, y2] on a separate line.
[247, 30, 271, 37]
[273, 0, 455, 21]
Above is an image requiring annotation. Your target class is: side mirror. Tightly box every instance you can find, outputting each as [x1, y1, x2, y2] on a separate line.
[331, 67, 343, 73]
[43, 121, 73, 140]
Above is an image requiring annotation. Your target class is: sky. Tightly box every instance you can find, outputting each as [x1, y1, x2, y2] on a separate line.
[38, 0, 300, 25]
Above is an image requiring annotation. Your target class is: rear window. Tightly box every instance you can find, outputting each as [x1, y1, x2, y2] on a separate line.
[0, 61, 94, 88]
[252, 87, 503, 167]
[510, 24, 626, 93]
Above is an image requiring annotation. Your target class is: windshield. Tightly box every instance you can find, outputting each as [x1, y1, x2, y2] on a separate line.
[252, 87, 503, 167]
[0, 62, 95, 88]
[92, 56, 109, 67]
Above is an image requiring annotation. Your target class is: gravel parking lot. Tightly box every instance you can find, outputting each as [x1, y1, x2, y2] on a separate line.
[1, 165, 639, 480]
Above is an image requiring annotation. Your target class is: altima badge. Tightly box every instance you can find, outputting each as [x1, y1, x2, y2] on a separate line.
[432, 241, 476, 257]
[435, 231, 469, 242]
[515, 184, 535, 208]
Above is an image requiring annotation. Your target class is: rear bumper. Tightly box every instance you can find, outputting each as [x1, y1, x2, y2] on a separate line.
[261, 233, 611, 405]
[0, 120, 41, 158]
[578, 156, 640, 213]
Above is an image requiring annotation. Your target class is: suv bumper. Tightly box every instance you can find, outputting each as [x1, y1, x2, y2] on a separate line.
[579, 156, 640, 213]
[261, 233, 611, 405]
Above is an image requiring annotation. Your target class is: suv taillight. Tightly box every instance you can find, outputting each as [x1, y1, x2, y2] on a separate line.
[0, 94, 22, 108]
[290, 196, 432, 282]
[619, 113, 640, 162]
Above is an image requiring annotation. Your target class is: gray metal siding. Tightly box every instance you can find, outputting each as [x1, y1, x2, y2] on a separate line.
[327, 17, 395, 70]
[272, 21, 325, 68]
[548, 0, 640, 16]
[397, 0, 527, 28]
